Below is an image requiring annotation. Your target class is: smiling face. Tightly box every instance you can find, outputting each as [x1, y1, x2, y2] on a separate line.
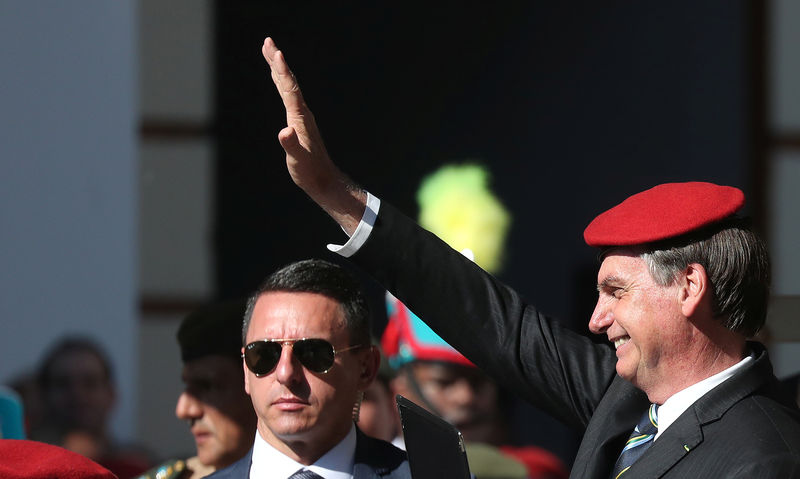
[243, 291, 375, 462]
[175, 355, 256, 469]
[588, 250, 692, 396]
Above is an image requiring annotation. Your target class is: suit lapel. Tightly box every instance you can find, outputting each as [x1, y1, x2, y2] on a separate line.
[613, 344, 772, 478]
[352, 462, 381, 479]
[570, 377, 649, 479]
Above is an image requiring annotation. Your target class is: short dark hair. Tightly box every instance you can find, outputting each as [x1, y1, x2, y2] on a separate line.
[242, 259, 371, 347]
[641, 217, 771, 337]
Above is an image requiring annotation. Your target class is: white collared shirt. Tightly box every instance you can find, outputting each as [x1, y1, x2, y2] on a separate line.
[654, 354, 754, 440]
[249, 424, 357, 479]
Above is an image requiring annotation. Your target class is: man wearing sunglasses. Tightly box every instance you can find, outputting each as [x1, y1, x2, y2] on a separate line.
[208, 259, 410, 479]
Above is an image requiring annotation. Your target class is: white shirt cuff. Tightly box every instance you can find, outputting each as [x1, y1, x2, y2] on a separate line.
[326, 192, 381, 258]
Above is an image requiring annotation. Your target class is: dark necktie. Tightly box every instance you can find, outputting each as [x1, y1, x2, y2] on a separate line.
[288, 468, 324, 479]
[610, 403, 659, 479]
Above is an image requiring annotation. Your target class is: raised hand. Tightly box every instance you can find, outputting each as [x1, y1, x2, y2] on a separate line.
[262, 37, 366, 233]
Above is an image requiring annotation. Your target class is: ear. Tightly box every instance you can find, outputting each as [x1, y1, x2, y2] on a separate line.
[357, 346, 381, 391]
[680, 262, 709, 318]
[242, 347, 251, 395]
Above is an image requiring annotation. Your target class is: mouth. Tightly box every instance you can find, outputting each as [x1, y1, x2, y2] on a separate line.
[273, 396, 309, 411]
[612, 336, 630, 350]
[191, 428, 212, 444]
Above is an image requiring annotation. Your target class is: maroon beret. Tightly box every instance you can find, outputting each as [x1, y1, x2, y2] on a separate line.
[0, 439, 117, 479]
[583, 182, 745, 247]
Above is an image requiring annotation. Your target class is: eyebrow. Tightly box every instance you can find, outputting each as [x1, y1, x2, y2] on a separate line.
[597, 276, 624, 292]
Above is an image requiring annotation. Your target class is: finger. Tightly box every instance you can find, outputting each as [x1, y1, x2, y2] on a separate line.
[262, 38, 297, 93]
[262, 38, 304, 113]
[261, 37, 279, 66]
[278, 126, 304, 156]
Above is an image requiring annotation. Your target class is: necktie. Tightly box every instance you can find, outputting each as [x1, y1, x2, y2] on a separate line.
[288, 468, 324, 479]
[610, 403, 659, 479]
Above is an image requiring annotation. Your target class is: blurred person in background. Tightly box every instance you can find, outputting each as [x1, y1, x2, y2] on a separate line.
[353, 342, 400, 445]
[383, 294, 568, 479]
[137, 300, 257, 479]
[31, 336, 153, 478]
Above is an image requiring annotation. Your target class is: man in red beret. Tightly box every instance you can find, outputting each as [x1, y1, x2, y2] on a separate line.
[260, 37, 800, 478]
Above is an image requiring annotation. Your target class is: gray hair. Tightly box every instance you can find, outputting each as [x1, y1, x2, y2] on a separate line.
[640, 218, 770, 337]
[242, 259, 371, 347]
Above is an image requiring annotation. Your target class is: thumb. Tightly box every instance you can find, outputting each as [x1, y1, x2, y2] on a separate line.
[277, 126, 302, 155]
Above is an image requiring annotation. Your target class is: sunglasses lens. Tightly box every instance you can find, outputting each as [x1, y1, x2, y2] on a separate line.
[294, 338, 335, 373]
[244, 342, 282, 376]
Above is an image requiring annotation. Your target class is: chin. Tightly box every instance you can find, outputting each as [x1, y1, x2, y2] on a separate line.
[272, 421, 315, 440]
[615, 363, 635, 383]
[197, 451, 217, 467]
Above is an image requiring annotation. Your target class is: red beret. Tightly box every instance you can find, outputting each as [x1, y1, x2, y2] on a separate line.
[0, 439, 117, 479]
[583, 182, 745, 247]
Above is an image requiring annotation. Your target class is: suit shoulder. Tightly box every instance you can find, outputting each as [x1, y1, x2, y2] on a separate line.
[725, 393, 800, 453]
[204, 449, 252, 479]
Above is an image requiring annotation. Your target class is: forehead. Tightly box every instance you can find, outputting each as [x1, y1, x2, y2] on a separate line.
[597, 249, 649, 283]
[49, 349, 107, 377]
[183, 354, 240, 381]
[247, 291, 346, 342]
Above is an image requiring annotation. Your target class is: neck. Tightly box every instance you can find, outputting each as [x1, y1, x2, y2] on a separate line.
[647, 324, 746, 404]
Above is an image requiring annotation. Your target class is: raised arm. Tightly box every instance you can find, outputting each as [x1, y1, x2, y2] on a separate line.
[262, 37, 367, 235]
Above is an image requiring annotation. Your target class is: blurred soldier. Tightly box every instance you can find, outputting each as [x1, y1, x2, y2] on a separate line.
[138, 301, 257, 479]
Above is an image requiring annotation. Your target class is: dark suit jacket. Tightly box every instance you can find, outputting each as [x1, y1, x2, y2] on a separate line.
[350, 201, 800, 478]
[205, 428, 410, 479]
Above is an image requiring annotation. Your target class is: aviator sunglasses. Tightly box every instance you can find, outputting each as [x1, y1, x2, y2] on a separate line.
[242, 338, 364, 376]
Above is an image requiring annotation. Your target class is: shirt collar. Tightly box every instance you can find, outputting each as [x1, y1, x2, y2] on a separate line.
[250, 424, 357, 479]
[655, 353, 754, 440]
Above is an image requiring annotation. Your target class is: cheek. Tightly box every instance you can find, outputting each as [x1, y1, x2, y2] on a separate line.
[424, 385, 451, 409]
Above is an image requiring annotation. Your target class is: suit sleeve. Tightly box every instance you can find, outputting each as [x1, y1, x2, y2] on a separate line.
[350, 201, 618, 430]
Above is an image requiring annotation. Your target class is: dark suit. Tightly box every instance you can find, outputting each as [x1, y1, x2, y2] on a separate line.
[206, 428, 410, 479]
[350, 201, 800, 478]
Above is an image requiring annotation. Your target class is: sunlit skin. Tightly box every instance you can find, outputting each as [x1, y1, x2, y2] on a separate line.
[588, 249, 746, 404]
[243, 291, 379, 465]
[175, 355, 257, 470]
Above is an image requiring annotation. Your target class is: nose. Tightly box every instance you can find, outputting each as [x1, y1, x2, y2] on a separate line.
[274, 343, 304, 385]
[175, 391, 202, 421]
[589, 299, 614, 335]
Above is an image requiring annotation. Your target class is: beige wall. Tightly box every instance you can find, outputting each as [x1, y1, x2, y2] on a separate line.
[765, 0, 800, 377]
[137, 0, 214, 459]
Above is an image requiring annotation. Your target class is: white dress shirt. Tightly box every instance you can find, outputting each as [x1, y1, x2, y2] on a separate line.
[249, 424, 357, 479]
[655, 354, 754, 440]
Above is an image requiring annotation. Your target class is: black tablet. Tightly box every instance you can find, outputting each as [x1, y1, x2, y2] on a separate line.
[396, 394, 472, 479]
